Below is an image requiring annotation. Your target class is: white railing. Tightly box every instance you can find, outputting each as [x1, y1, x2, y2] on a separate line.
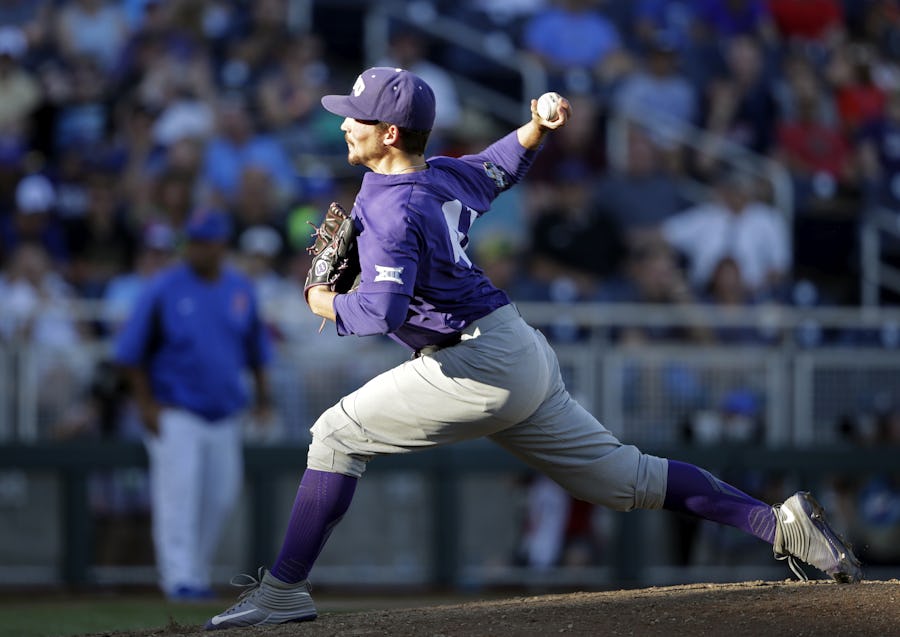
[861, 205, 900, 305]
[3, 300, 900, 445]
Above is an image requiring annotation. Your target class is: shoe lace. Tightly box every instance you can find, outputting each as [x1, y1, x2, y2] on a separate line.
[229, 567, 266, 601]
[775, 553, 809, 582]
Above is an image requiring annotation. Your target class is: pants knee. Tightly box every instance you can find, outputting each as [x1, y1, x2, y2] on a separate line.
[556, 447, 668, 512]
[306, 436, 368, 478]
[307, 405, 370, 478]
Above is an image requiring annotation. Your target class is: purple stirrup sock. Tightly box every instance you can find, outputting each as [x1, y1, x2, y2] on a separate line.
[663, 459, 776, 544]
[270, 469, 358, 583]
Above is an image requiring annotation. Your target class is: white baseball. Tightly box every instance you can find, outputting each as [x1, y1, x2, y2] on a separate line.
[537, 92, 561, 121]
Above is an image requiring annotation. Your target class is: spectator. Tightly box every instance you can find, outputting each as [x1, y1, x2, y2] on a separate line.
[528, 162, 627, 302]
[597, 238, 714, 345]
[216, 0, 292, 94]
[772, 58, 857, 217]
[256, 34, 330, 151]
[857, 88, 900, 209]
[116, 5, 216, 109]
[700, 256, 779, 344]
[0, 26, 41, 139]
[768, 0, 846, 54]
[117, 98, 165, 214]
[695, 0, 777, 43]
[235, 223, 288, 313]
[230, 165, 287, 235]
[151, 94, 216, 152]
[1, 173, 68, 265]
[51, 145, 92, 223]
[0, 241, 80, 349]
[64, 171, 139, 300]
[773, 52, 838, 123]
[52, 56, 112, 156]
[522, 0, 633, 95]
[54, 0, 129, 72]
[199, 95, 299, 208]
[0, 0, 54, 53]
[591, 126, 688, 247]
[113, 208, 274, 601]
[852, 0, 900, 63]
[611, 30, 699, 150]
[452, 0, 548, 34]
[139, 167, 196, 232]
[659, 170, 791, 298]
[0, 242, 88, 437]
[699, 34, 779, 171]
[825, 40, 887, 135]
[633, 0, 704, 52]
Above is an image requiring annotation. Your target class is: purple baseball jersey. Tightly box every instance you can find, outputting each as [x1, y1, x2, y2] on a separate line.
[333, 131, 537, 351]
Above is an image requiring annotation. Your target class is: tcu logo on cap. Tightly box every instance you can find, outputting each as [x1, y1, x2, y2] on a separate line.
[352, 75, 366, 96]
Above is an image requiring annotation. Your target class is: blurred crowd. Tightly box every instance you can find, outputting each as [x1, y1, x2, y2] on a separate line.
[3, 0, 900, 350]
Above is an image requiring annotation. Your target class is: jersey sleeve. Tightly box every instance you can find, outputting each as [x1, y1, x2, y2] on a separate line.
[453, 131, 539, 198]
[334, 289, 410, 336]
[333, 194, 421, 336]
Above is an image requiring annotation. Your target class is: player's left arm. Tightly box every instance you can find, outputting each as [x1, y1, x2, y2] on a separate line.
[307, 286, 338, 322]
[310, 284, 411, 336]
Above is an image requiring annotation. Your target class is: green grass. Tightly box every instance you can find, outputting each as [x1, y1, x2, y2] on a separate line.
[0, 597, 222, 637]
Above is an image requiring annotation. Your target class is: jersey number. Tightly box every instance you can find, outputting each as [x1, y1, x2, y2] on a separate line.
[441, 200, 480, 267]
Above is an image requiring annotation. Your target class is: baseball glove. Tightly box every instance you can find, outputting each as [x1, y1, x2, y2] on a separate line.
[304, 201, 360, 298]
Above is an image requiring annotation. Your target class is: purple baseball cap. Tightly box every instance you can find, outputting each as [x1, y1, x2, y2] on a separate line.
[321, 67, 436, 131]
[185, 208, 232, 242]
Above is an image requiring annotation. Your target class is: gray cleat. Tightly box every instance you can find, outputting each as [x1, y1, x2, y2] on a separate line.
[773, 491, 863, 583]
[205, 568, 317, 630]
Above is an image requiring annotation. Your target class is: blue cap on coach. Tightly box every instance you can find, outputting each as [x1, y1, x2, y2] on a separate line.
[185, 208, 232, 242]
[321, 67, 436, 131]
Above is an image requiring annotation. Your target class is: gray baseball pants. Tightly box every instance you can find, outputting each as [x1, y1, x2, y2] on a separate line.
[307, 304, 667, 511]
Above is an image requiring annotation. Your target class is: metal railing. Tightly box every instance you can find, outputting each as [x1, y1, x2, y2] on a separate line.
[861, 205, 900, 305]
[2, 299, 900, 445]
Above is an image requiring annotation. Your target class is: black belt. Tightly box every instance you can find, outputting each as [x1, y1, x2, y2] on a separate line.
[414, 332, 462, 358]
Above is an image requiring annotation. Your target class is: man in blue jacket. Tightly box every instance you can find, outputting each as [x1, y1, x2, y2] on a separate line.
[115, 209, 273, 601]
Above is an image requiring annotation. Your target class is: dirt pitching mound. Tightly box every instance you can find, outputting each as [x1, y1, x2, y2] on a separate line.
[95, 579, 900, 637]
